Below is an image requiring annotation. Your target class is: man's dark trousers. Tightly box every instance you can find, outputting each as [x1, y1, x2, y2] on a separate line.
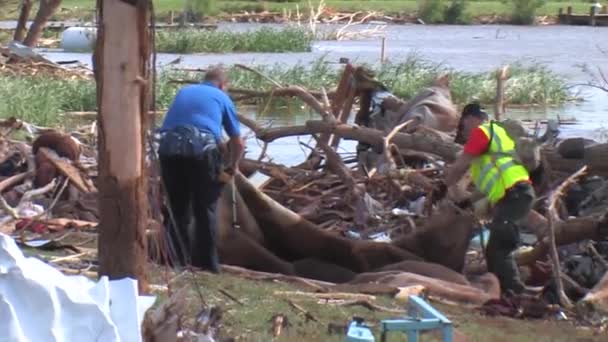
[158, 125, 224, 273]
[486, 182, 535, 294]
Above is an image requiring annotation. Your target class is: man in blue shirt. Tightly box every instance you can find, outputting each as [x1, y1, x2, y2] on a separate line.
[158, 67, 244, 273]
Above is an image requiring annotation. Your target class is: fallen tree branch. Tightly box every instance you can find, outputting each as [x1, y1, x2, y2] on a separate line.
[547, 166, 588, 308]
[333, 299, 404, 313]
[382, 119, 414, 171]
[0, 171, 33, 193]
[234, 64, 283, 88]
[287, 299, 319, 323]
[275, 290, 376, 301]
[220, 265, 333, 291]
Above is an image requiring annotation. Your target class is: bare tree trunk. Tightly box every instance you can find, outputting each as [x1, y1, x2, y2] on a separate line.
[94, 0, 151, 293]
[23, 0, 62, 47]
[14, 0, 32, 42]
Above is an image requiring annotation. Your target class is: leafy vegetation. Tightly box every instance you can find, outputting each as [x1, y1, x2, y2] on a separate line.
[503, 0, 546, 25]
[445, 0, 471, 24]
[155, 27, 313, 53]
[0, 0, 594, 24]
[417, 0, 445, 24]
[0, 56, 573, 126]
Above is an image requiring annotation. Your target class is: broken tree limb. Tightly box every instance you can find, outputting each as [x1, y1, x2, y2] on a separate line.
[220, 265, 334, 291]
[312, 135, 359, 194]
[516, 215, 607, 265]
[383, 119, 414, 171]
[546, 166, 587, 308]
[0, 172, 33, 193]
[305, 121, 461, 162]
[334, 299, 404, 313]
[38, 147, 97, 193]
[234, 64, 283, 88]
[275, 290, 376, 301]
[579, 268, 608, 314]
[329, 68, 357, 148]
[256, 120, 458, 156]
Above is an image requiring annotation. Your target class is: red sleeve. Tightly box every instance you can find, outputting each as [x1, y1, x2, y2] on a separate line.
[463, 127, 490, 156]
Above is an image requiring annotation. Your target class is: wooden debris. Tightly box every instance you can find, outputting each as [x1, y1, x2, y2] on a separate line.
[332, 299, 404, 313]
[275, 290, 376, 301]
[217, 288, 245, 306]
[38, 147, 96, 193]
[547, 166, 588, 308]
[287, 299, 319, 323]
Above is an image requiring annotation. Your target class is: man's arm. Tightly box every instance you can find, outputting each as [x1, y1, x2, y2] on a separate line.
[445, 126, 489, 187]
[445, 152, 474, 187]
[226, 136, 245, 172]
[222, 99, 244, 173]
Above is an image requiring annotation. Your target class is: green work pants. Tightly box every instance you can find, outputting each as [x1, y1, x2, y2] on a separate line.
[486, 182, 535, 294]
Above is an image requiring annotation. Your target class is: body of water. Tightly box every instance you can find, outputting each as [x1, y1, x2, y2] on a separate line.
[3, 22, 607, 165]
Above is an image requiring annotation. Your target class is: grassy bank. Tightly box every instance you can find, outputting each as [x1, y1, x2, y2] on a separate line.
[1, 27, 315, 53]
[146, 269, 602, 341]
[156, 27, 313, 53]
[0, 56, 572, 126]
[0, 0, 594, 23]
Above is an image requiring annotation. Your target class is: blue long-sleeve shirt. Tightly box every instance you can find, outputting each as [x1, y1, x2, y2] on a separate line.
[160, 81, 241, 142]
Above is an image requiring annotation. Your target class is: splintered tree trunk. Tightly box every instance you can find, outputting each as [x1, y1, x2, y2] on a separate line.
[94, 0, 151, 292]
[23, 0, 62, 47]
[14, 0, 32, 42]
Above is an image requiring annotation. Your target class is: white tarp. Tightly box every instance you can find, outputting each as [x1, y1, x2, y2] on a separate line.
[0, 233, 156, 342]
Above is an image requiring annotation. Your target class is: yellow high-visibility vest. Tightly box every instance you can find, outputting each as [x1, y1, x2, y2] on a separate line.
[469, 122, 530, 205]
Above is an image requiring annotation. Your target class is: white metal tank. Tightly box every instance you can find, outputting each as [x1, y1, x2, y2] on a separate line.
[61, 27, 97, 52]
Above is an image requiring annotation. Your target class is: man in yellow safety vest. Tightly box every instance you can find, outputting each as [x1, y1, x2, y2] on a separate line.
[445, 104, 535, 295]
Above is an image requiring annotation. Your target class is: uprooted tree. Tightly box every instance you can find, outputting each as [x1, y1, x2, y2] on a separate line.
[94, 0, 151, 292]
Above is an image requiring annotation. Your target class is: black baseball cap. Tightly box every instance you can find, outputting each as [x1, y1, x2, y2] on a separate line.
[461, 103, 488, 120]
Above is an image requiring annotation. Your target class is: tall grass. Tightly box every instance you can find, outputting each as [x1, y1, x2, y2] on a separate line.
[445, 0, 471, 24]
[184, 0, 217, 20]
[0, 76, 95, 126]
[417, 0, 445, 23]
[155, 27, 313, 53]
[0, 56, 572, 127]
[503, 0, 546, 25]
[417, 0, 471, 24]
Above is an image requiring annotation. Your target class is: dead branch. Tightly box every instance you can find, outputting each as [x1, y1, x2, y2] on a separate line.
[0, 178, 57, 225]
[333, 299, 404, 313]
[234, 64, 283, 88]
[217, 288, 245, 306]
[220, 265, 333, 291]
[305, 121, 461, 162]
[546, 166, 588, 308]
[586, 242, 608, 269]
[0, 172, 33, 193]
[275, 290, 376, 301]
[383, 119, 414, 171]
[287, 299, 319, 323]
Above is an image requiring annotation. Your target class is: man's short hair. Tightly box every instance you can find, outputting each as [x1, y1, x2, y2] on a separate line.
[204, 67, 227, 83]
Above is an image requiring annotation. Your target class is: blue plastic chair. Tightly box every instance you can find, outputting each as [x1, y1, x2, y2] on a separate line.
[379, 295, 453, 342]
